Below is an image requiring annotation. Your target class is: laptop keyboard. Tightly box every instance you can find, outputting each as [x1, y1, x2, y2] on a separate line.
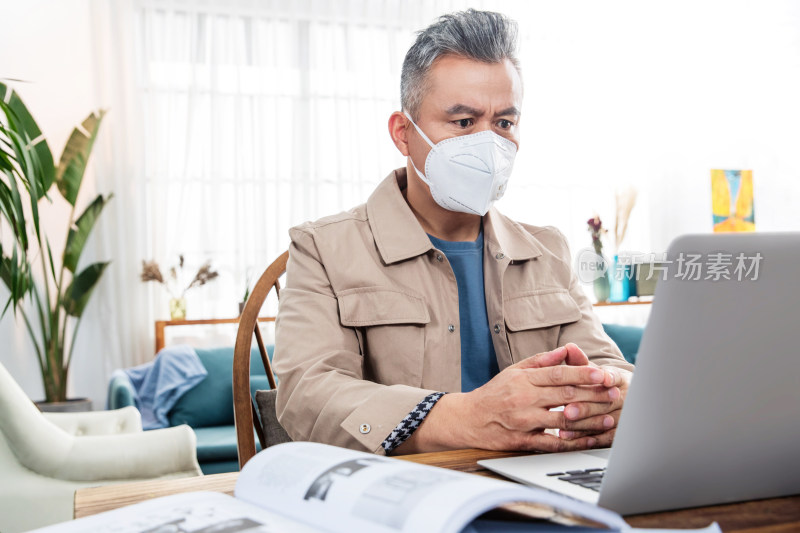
[546, 468, 606, 492]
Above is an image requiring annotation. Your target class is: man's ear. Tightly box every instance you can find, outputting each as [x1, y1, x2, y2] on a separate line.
[388, 111, 411, 156]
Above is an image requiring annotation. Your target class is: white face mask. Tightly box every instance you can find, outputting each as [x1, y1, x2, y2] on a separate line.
[405, 112, 517, 216]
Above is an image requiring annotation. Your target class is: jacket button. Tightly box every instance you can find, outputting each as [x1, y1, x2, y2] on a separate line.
[495, 252, 505, 260]
[436, 254, 444, 262]
[494, 324, 501, 334]
[448, 324, 455, 333]
[359, 423, 371, 434]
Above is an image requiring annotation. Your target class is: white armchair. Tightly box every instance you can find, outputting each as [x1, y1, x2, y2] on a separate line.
[0, 363, 202, 533]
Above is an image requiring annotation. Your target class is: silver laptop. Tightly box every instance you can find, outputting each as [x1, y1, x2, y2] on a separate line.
[480, 232, 800, 515]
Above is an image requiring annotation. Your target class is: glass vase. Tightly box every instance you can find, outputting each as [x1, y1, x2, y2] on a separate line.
[609, 255, 632, 303]
[169, 297, 187, 320]
[593, 255, 611, 303]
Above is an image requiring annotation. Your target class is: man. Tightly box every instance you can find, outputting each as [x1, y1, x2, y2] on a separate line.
[273, 9, 634, 456]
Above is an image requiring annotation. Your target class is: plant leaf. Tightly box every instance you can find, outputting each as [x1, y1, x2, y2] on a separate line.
[0, 176, 20, 239]
[63, 193, 112, 273]
[4, 156, 28, 252]
[0, 243, 11, 291]
[61, 261, 109, 317]
[55, 110, 105, 206]
[7, 126, 45, 247]
[0, 139, 14, 173]
[1, 243, 31, 311]
[1, 83, 55, 198]
[0, 295, 12, 319]
[46, 237, 58, 283]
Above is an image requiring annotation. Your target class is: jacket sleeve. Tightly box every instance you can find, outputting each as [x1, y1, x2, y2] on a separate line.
[273, 226, 437, 454]
[548, 228, 635, 372]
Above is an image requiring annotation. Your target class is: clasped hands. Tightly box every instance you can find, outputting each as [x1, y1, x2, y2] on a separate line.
[401, 344, 631, 454]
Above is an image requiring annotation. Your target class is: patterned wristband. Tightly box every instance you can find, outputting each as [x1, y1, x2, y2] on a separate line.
[381, 392, 446, 454]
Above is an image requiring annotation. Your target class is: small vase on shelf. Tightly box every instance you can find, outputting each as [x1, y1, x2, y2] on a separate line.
[594, 268, 611, 303]
[587, 216, 612, 303]
[169, 297, 187, 320]
[609, 255, 632, 303]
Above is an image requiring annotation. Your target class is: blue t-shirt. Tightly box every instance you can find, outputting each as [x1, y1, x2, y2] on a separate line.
[428, 232, 499, 392]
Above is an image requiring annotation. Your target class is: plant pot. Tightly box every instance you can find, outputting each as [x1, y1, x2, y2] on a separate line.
[35, 398, 93, 413]
[239, 301, 246, 315]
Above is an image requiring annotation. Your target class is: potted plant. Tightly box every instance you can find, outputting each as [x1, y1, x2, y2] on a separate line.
[0, 82, 111, 411]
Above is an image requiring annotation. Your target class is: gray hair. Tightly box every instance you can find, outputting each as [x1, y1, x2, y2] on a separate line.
[401, 9, 521, 120]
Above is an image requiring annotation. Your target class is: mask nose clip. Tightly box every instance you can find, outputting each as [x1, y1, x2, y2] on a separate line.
[403, 111, 517, 216]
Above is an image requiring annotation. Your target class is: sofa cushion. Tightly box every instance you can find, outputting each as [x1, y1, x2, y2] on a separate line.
[250, 375, 271, 397]
[168, 346, 273, 429]
[199, 459, 241, 475]
[602, 323, 643, 364]
[193, 426, 240, 462]
[193, 425, 263, 463]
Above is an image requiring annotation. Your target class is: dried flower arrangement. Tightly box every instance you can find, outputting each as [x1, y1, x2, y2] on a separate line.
[614, 187, 638, 253]
[587, 215, 608, 255]
[140, 255, 219, 300]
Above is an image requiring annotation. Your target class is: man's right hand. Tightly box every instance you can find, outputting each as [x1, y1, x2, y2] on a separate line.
[396, 346, 620, 454]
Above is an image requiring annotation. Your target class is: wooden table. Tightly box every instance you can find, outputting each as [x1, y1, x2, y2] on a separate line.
[75, 449, 800, 531]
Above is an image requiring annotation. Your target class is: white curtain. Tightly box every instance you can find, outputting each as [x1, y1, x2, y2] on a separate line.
[91, 0, 482, 367]
[133, 1, 411, 320]
[85, 0, 151, 392]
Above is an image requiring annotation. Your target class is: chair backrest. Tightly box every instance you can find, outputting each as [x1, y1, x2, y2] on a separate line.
[233, 250, 289, 469]
[0, 362, 71, 475]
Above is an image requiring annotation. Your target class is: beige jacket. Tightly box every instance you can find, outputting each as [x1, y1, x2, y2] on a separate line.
[274, 169, 634, 454]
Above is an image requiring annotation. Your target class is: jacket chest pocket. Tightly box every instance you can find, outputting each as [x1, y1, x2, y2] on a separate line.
[504, 289, 582, 362]
[338, 287, 430, 387]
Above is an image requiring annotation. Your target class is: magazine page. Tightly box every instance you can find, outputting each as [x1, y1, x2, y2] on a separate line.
[28, 492, 318, 533]
[234, 442, 629, 533]
[463, 521, 722, 533]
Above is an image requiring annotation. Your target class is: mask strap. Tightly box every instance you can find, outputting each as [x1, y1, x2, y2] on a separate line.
[403, 112, 435, 149]
[408, 157, 429, 183]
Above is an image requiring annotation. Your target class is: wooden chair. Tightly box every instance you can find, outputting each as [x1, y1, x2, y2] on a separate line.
[233, 250, 290, 469]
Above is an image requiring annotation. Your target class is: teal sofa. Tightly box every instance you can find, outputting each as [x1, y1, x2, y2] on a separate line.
[109, 346, 272, 474]
[602, 323, 643, 364]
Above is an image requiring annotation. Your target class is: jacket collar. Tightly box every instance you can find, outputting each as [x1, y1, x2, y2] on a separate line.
[483, 208, 543, 262]
[367, 169, 434, 264]
[367, 168, 543, 264]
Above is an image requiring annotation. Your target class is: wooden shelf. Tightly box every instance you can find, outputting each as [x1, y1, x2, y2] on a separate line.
[594, 299, 653, 307]
[154, 316, 275, 353]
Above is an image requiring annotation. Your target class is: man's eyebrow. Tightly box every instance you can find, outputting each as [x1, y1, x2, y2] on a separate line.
[495, 106, 521, 117]
[444, 104, 484, 116]
[443, 104, 521, 118]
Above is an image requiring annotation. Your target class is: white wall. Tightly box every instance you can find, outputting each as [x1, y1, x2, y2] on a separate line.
[0, 0, 110, 406]
[499, 0, 800, 258]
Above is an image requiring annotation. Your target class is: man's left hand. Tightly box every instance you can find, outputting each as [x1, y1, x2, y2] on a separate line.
[555, 343, 632, 447]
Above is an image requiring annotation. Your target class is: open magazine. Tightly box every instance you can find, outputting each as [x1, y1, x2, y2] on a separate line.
[32, 442, 721, 533]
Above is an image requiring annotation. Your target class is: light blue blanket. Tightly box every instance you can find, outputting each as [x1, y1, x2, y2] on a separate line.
[114, 344, 207, 430]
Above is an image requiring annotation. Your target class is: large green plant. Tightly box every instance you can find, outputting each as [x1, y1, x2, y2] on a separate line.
[0, 82, 111, 403]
